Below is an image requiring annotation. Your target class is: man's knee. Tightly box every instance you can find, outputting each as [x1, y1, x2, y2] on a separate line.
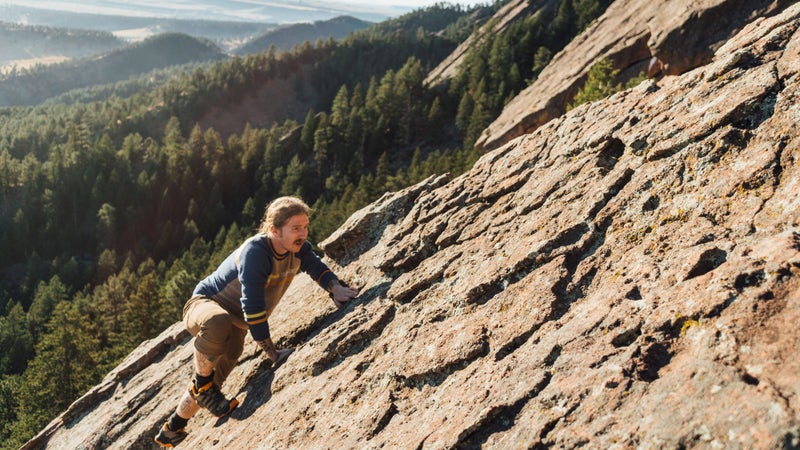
[201, 311, 233, 336]
[194, 311, 235, 358]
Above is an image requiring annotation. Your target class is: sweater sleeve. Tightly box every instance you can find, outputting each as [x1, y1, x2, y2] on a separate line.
[238, 241, 272, 341]
[298, 242, 339, 290]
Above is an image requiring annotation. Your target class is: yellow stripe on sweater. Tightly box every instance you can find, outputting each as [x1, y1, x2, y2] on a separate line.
[244, 311, 267, 320]
[246, 316, 269, 325]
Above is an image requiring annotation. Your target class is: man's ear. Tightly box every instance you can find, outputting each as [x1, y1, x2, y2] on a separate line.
[270, 225, 280, 236]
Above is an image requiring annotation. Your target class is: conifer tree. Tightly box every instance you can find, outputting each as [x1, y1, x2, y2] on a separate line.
[27, 276, 69, 342]
[281, 155, 306, 198]
[299, 109, 318, 158]
[12, 301, 99, 445]
[0, 374, 20, 445]
[96, 202, 116, 249]
[375, 152, 392, 189]
[568, 56, 619, 109]
[554, 0, 576, 39]
[0, 303, 33, 375]
[330, 85, 350, 128]
[121, 270, 162, 344]
[90, 270, 132, 349]
[531, 46, 553, 79]
[455, 91, 474, 132]
[345, 110, 366, 178]
[574, 0, 602, 32]
[96, 249, 118, 284]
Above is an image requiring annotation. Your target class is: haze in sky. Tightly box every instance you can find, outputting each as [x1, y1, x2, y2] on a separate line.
[0, 0, 489, 23]
[346, 0, 485, 6]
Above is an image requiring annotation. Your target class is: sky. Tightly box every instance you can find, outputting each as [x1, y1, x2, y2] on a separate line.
[343, 0, 485, 5]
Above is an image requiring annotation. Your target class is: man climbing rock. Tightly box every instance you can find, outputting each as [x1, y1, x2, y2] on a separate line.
[155, 196, 359, 447]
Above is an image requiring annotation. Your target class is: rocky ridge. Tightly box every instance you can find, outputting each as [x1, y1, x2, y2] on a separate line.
[476, 0, 795, 151]
[25, 2, 800, 449]
[424, 0, 553, 86]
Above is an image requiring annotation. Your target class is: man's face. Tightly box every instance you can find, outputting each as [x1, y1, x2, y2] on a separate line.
[271, 214, 309, 254]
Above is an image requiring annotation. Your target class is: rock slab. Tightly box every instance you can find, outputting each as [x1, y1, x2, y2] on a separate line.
[476, 0, 794, 151]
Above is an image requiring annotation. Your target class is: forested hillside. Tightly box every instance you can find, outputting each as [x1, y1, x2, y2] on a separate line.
[0, 4, 277, 48]
[234, 16, 372, 54]
[0, 1, 615, 447]
[0, 21, 123, 71]
[0, 33, 227, 106]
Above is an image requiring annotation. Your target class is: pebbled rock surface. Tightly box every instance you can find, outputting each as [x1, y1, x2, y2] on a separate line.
[25, 3, 800, 449]
[476, 0, 795, 151]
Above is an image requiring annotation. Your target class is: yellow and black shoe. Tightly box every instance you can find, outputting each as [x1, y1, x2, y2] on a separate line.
[189, 381, 239, 417]
[154, 422, 187, 448]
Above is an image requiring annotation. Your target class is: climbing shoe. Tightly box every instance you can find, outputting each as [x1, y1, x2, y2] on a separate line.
[189, 381, 239, 417]
[154, 422, 187, 448]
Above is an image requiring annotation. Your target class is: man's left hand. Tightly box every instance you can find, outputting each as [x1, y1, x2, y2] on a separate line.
[331, 282, 359, 309]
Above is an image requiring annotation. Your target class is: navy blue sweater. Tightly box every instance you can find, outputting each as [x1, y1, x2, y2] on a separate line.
[194, 235, 338, 340]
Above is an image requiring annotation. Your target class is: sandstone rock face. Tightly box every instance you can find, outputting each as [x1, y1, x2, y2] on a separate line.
[476, 0, 794, 151]
[26, 4, 800, 450]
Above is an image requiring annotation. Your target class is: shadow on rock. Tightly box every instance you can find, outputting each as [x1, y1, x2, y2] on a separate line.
[231, 360, 277, 421]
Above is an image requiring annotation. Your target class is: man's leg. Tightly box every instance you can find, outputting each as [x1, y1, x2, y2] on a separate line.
[156, 298, 238, 447]
[186, 306, 240, 417]
[173, 347, 215, 420]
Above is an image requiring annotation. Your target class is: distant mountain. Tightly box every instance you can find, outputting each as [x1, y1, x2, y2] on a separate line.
[0, 4, 276, 50]
[0, 32, 227, 106]
[0, 21, 124, 71]
[234, 16, 373, 55]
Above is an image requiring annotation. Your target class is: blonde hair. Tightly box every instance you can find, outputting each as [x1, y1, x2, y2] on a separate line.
[259, 196, 311, 235]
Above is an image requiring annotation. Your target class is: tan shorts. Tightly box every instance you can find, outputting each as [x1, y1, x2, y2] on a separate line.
[183, 296, 247, 387]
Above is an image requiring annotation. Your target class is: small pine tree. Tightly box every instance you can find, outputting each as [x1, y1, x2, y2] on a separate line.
[568, 57, 620, 110]
[455, 91, 474, 132]
[531, 46, 553, 80]
[569, 56, 648, 110]
[299, 109, 318, 158]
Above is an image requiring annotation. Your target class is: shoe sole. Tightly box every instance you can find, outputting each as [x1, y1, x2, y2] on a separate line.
[154, 438, 178, 448]
[215, 397, 239, 418]
[154, 425, 186, 448]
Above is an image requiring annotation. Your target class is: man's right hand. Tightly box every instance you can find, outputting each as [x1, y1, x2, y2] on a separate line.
[256, 337, 279, 362]
[272, 348, 293, 368]
[256, 338, 293, 367]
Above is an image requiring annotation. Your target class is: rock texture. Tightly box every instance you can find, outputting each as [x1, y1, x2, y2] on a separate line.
[476, 0, 795, 151]
[26, 3, 800, 449]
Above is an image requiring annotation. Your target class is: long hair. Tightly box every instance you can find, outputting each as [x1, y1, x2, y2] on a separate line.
[258, 196, 311, 235]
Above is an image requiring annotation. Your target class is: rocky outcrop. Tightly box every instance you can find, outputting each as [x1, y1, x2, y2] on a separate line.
[26, 3, 800, 449]
[424, 0, 556, 86]
[476, 0, 794, 151]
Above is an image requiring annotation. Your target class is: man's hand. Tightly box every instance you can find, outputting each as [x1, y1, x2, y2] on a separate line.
[329, 281, 359, 309]
[256, 338, 294, 368]
[255, 337, 279, 362]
